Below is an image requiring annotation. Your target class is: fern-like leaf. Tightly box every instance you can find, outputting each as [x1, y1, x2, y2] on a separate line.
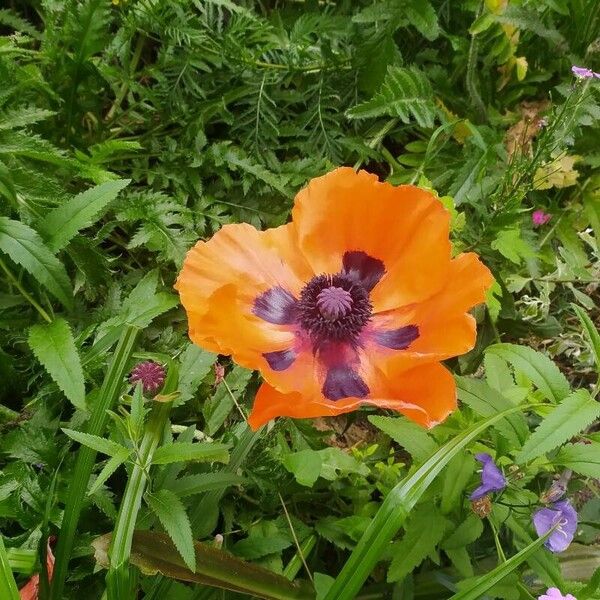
[346, 66, 437, 128]
[516, 390, 600, 463]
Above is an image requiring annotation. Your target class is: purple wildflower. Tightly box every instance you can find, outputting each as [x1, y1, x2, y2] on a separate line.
[533, 499, 578, 553]
[129, 361, 166, 393]
[571, 65, 600, 79]
[538, 588, 576, 600]
[470, 453, 507, 500]
[532, 210, 552, 226]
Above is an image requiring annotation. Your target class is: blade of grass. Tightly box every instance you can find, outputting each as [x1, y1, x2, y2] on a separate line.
[106, 363, 178, 600]
[448, 530, 553, 599]
[49, 325, 139, 600]
[0, 536, 20, 600]
[323, 405, 528, 600]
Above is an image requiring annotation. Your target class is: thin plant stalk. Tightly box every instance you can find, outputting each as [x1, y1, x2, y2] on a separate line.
[105, 401, 172, 600]
[0, 536, 20, 600]
[49, 325, 139, 600]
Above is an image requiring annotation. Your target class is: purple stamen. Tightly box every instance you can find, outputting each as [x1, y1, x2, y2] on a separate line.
[316, 286, 353, 320]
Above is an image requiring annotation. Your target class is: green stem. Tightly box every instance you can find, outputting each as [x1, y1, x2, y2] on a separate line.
[466, 3, 487, 122]
[0, 256, 52, 323]
[0, 536, 20, 600]
[106, 402, 172, 600]
[49, 326, 139, 600]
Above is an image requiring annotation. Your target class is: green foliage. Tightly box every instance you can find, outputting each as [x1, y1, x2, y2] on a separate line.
[28, 318, 85, 410]
[1, 1, 599, 599]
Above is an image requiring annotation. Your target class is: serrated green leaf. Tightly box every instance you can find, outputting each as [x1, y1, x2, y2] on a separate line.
[282, 449, 323, 487]
[404, 0, 439, 40]
[0, 217, 73, 309]
[176, 344, 217, 407]
[62, 428, 130, 457]
[516, 390, 600, 463]
[0, 107, 54, 131]
[147, 489, 195, 572]
[88, 447, 131, 496]
[387, 505, 448, 582]
[347, 66, 436, 127]
[38, 179, 130, 253]
[555, 442, 600, 478]
[152, 442, 229, 465]
[368, 415, 438, 463]
[28, 318, 85, 409]
[456, 377, 528, 446]
[486, 344, 571, 403]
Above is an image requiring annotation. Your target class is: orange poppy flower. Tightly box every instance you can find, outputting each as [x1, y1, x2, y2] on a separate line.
[176, 168, 493, 430]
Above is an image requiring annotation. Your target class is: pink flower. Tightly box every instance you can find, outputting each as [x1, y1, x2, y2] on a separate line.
[571, 65, 600, 79]
[532, 210, 551, 226]
[538, 588, 576, 600]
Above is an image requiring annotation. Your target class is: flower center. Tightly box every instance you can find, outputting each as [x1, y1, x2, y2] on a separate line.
[298, 273, 372, 345]
[316, 286, 353, 320]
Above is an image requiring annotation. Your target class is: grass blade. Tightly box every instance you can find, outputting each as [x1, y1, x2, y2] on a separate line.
[323, 406, 525, 600]
[0, 536, 20, 600]
[49, 325, 139, 600]
[448, 530, 552, 599]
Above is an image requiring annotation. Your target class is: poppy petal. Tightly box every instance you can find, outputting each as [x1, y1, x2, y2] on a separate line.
[342, 251, 386, 292]
[175, 223, 305, 370]
[292, 168, 452, 310]
[248, 362, 456, 430]
[368, 252, 493, 370]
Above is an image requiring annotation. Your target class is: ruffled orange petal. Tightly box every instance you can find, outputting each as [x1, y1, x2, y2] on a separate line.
[248, 362, 456, 430]
[175, 223, 309, 371]
[292, 167, 452, 310]
[368, 252, 493, 371]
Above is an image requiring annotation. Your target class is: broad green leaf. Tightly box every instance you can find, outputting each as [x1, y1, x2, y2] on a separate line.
[387, 505, 449, 582]
[486, 344, 570, 403]
[323, 406, 525, 600]
[456, 377, 528, 446]
[167, 473, 245, 498]
[316, 516, 371, 551]
[516, 390, 600, 463]
[283, 450, 323, 488]
[147, 489, 195, 572]
[572, 304, 600, 377]
[555, 442, 600, 478]
[88, 447, 132, 496]
[449, 531, 552, 599]
[232, 533, 291, 560]
[346, 66, 437, 127]
[0, 217, 73, 309]
[442, 514, 484, 549]
[176, 344, 217, 406]
[283, 448, 368, 488]
[369, 415, 438, 463]
[28, 317, 85, 410]
[62, 428, 130, 457]
[440, 453, 476, 515]
[93, 531, 315, 599]
[152, 442, 229, 465]
[38, 179, 130, 253]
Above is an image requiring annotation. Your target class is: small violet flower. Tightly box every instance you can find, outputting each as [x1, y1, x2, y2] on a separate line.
[538, 588, 577, 600]
[470, 453, 507, 500]
[129, 361, 166, 393]
[533, 499, 578, 553]
[532, 210, 552, 227]
[571, 65, 600, 79]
